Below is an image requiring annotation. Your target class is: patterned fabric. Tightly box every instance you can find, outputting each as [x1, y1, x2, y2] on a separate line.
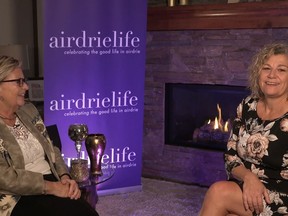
[224, 96, 288, 216]
[0, 102, 69, 215]
[7, 117, 51, 174]
[0, 194, 20, 216]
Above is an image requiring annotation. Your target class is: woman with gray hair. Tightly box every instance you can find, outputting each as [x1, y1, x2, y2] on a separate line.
[0, 56, 99, 216]
[199, 43, 288, 216]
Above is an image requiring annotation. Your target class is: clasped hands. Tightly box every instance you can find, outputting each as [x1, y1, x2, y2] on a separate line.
[242, 172, 271, 215]
[45, 175, 81, 200]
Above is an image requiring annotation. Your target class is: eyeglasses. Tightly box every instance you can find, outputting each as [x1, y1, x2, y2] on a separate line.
[0, 78, 27, 87]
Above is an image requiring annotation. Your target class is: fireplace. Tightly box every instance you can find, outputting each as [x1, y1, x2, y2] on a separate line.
[142, 2, 288, 186]
[165, 83, 250, 151]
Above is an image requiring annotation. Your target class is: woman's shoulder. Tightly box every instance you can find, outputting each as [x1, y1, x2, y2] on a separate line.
[17, 101, 39, 117]
[243, 95, 258, 103]
[238, 95, 259, 115]
[241, 95, 258, 108]
[21, 100, 38, 110]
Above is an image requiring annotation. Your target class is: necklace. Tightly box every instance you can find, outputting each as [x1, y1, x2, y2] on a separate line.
[0, 113, 16, 121]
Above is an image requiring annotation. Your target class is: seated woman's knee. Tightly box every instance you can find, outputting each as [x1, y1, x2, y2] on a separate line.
[207, 181, 235, 199]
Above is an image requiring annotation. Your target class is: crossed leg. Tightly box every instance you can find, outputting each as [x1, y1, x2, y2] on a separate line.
[198, 181, 253, 216]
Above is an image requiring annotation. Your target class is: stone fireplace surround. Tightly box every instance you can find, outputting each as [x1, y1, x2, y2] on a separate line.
[142, 1, 288, 186]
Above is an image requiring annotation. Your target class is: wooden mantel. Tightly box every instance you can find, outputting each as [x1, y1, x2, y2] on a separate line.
[147, 1, 288, 31]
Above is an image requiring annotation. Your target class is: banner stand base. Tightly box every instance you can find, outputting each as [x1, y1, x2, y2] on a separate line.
[97, 185, 142, 196]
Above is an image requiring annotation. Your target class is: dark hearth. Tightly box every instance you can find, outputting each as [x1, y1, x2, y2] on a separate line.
[165, 83, 250, 151]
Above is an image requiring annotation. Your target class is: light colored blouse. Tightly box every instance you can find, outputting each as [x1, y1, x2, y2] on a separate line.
[8, 117, 51, 175]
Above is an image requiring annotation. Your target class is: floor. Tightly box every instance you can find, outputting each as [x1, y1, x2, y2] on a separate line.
[95, 177, 208, 216]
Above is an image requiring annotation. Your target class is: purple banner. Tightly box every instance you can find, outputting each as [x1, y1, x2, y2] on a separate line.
[43, 0, 147, 193]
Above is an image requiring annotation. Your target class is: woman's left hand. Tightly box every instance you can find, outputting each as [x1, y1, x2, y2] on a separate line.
[242, 172, 271, 214]
[60, 175, 81, 200]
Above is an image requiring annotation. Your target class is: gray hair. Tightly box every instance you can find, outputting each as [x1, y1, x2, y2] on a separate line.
[0, 56, 22, 81]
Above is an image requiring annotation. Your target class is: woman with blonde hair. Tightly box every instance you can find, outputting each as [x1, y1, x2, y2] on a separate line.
[199, 43, 288, 216]
[0, 56, 99, 216]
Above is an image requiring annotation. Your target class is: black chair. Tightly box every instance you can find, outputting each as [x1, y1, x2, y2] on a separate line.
[46, 124, 62, 151]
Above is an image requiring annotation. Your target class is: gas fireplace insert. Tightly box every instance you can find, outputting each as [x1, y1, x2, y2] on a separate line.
[165, 83, 250, 151]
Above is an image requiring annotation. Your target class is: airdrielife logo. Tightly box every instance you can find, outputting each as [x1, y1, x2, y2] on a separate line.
[48, 30, 141, 49]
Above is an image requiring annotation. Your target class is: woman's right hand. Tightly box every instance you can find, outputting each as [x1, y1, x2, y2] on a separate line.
[44, 180, 70, 198]
[242, 172, 271, 214]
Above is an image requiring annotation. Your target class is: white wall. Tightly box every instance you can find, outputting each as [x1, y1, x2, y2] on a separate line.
[0, 0, 36, 78]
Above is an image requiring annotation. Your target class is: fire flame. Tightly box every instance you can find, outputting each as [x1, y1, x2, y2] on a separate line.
[209, 104, 229, 132]
[224, 121, 229, 131]
[214, 117, 219, 130]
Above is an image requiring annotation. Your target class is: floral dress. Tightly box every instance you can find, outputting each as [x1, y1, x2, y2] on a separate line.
[224, 96, 288, 216]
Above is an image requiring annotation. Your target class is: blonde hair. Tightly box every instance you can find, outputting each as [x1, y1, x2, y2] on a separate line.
[0, 56, 21, 81]
[248, 43, 288, 99]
